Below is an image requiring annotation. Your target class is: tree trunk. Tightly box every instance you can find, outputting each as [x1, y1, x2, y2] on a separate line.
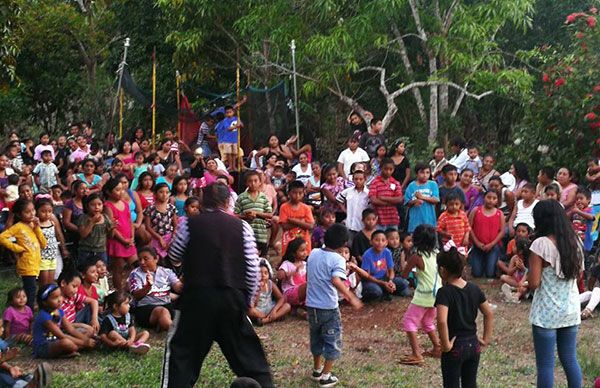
[262, 40, 276, 133]
[428, 55, 439, 142]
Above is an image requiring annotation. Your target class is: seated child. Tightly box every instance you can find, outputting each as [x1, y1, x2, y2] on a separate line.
[94, 259, 111, 305]
[276, 238, 308, 311]
[249, 261, 291, 326]
[360, 230, 410, 302]
[33, 284, 96, 358]
[351, 208, 378, 263]
[77, 262, 99, 307]
[312, 209, 336, 249]
[99, 291, 151, 354]
[337, 245, 368, 300]
[2, 287, 33, 345]
[58, 269, 100, 335]
[128, 246, 183, 332]
[500, 238, 530, 303]
[498, 223, 531, 275]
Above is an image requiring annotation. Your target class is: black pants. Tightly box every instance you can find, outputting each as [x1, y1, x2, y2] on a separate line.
[161, 287, 274, 388]
[22, 276, 36, 310]
[441, 335, 481, 388]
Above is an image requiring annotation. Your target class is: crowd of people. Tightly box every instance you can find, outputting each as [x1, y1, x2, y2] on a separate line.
[0, 107, 597, 388]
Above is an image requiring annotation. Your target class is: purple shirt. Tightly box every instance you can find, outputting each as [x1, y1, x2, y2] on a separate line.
[2, 305, 33, 335]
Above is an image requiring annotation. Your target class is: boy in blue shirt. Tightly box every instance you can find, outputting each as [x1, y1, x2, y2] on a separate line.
[306, 224, 362, 387]
[215, 105, 243, 170]
[360, 230, 410, 302]
[405, 163, 440, 233]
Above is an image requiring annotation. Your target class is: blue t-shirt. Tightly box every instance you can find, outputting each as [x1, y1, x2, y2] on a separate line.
[216, 116, 239, 144]
[155, 176, 172, 190]
[404, 180, 440, 233]
[0, 338, 7, 352]
[33, 309, 64, 348]
[361, 247, 393, 280]
[306, 248, 347, 310]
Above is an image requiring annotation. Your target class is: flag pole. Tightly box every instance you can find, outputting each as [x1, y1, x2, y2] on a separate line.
[176, 70, 181, 140]
[111, 37, 130, 131]
[236, 50, 241, 172]
[290, 39, 300, 149]
[152, 47, 157, 149]
[119, 88, 124, 138]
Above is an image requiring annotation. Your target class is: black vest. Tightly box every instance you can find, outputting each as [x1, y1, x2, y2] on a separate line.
[183, 210, 246, 292]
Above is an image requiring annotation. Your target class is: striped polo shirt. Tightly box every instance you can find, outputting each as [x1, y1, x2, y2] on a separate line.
[234, 190, 272, 244]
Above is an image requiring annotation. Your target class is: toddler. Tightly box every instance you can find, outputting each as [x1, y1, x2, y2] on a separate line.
[276, 238, 309, 312]
[2, 287, 33, 345]
[500, 238, 530, 303]
[437, 193, 471, 251]
[249, 261, 291, 326]
[100, 291, 151, 354]
[311, 209, 336, 250]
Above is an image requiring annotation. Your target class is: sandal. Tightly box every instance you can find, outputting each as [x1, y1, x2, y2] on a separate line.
[399, 354, 424, 365]
[581, 308, 594, 320]
[423, 349, 442, 359]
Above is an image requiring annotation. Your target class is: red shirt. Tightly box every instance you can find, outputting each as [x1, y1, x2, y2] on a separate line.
[368, 175, 403, 226]
[471, 206, 502, 245]
[437, 210, 471, 248]
[60, 293, 86, 323]
[77, 284, 98, 301]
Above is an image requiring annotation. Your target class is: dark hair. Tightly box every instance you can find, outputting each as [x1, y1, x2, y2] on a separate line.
[282, 238, 307, 263]
[185, 196, 201, 207]
[71, 179, 86, 195]
[577, 186, 591, 200]
[385, 228, 399, 237]
[515, 237, 531, 260]
[41, 149, 52, 157]
[441, 164, 458, 175]
[320, 164, 336, 185]
[39, 132, 49, 140]
[371, 230, 386, 240]
[347, 135, 359, 143]
[324, 223, 349, 249]
[6, 287, 25, 307]
[532, 200, 582, 279]
[37, 284, 60, 310]
[244, 170, 260, 183]
[414, 163, 430, 174]
[362, 208, 376, 219]
[83, 193, 103, 214]
[460, 168, 474, 177]
[224, 105, 234, 111]
[437, 247, 465, 278]
[7, 174, 19, 185]
[102, 177, 122, 198]
[117, 140, 131, 155]
[51, 184, 63, 192]
[352, 170, 366, 178]
[515, 223, 533, 235]
[171, 176, 188, 195]
[445, 192, 462, 205]
[288, 180, 305, 192]
[138, 245, 158, 258]
[370, 117, 382, 126]
[511, 161, 530, 182]
[539, 166, 555, 179]
[488, 176, 503, 186]
[380, 157, 394, 169]
[483, 189, 498, 199]
[319, 207, 335, 220]
[522, 182, 536, 192]
[105, 290, 132, 311]
[58, 268, 82, 285]
[34, 197, 52, 210]
[81, 158, 97, 168]
[412, 224, 437, 255]
[202, 182, 230, 209]
[544, 183, 560, 195]
[136, 171, 155, 191]
[399, 231, 411, 243]
[12, 198, 33, 221]
[153, 182, 170, 194]
[77, 261, 97, 277]
[450, 137, 466, 149]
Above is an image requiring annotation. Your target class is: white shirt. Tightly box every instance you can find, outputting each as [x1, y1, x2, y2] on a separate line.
[337, 147, 370, 177]
[336, 186, 369, 232]
[292, 163, 313, 185]
[448, 148, 469, 172]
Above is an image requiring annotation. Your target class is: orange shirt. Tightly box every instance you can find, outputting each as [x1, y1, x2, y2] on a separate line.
[437, 210, 471, 248]
[279, 202, 314, 255]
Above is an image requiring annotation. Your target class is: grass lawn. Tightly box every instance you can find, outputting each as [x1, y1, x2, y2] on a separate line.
[1, 270, 599, 387]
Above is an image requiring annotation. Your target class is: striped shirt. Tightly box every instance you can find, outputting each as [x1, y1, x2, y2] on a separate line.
[234, 191, 272, 244]
[368, 175, 403, 226]
[437, 210, 471, 248]
[60, 293, 86, 323]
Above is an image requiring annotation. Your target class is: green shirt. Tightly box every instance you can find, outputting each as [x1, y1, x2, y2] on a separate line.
[234, 191, 272, 244]
[77, 213, 113, 252]
[412, 250, 441, 308]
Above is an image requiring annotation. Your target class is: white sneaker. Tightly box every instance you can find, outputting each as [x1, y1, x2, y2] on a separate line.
[501, 284, 520, 303]
[129, 342, 151, 355]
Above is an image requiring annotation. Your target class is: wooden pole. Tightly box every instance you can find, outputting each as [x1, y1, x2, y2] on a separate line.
[176, 70, 181, 140]
[152, 47, 157, 149]
[236, 50, 241, 171]
[119, 88, 124, 138]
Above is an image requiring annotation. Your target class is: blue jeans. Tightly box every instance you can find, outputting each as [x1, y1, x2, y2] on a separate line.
[361, 277, 410, 301]
[307, 307, 342, 360]
[532, 325, 582, 388]
[469, 245, 502, 278]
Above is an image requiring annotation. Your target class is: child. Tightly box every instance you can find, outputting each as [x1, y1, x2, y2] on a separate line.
[368, 158, 403, 230]
[386, 229, 403, 274]
[500, 238, 530, 303]
[215, 105, 243, 169]
[437, 193, 471, 251]
[336, 170, 370, 236]
[32, 283, 96, 358]
[311, 209, 335, 249]
[249, 261, 291, 326]
[567, 187, 594, 262]
[77, 261, 99, 306]
[130, 151, 150, 191]
[276, 238, 309, 311]
[404, 163, 440, 233]
[508, 183, 538, 235]
[2, 287, 33, 345]
[235, 171, 273, 257]
[189, 150, 206, 194]
[438, 164, 466, 212]
[170, 176, 189, 217]
[278, 180, 315, 255]
[150, 153, 165, 178]
[359, 118, 386, 158]
[435, 247, 493, 388]
[50, 184, 64, 217]
[136, 171, 155, 209]
[36, 198, 68, 286]
[351, 208, 378, 263]
[77, 193, 113, 267]
[94, 259, 110, 305]
[144, 183, 178, 260]
[33, 150, 59, 194]
[464, 146, 482, 176]
[128, 246, 183, 332]
[99, 291, 151, 354]
[544, 183, 561, 202]
[306, 224, 362, 386]
[4, 174, 19, 209]
[104, 178, 138, 290]
[0, 199, 47, 310]
[360, 230, 410, 301]
[0, 322, 51, 386]
[58, 269, 99, 335]
[320, 165, 350, 220]
[271, 165, 285, 189]
[75, 159, 102, 194]
[498, 223, 531, 275]
[468, 190, 505, 278]
[399, 225, 442, 365]
[166, 196, 201, 275]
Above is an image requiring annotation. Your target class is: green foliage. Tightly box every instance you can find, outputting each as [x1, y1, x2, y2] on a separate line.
[0, 0, 21, 87]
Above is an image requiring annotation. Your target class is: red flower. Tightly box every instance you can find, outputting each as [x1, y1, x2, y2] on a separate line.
[586, 93, 594, 99]
[542, 73, 550, 83]
[591, 7, 598, 15]
[588, 16, 597, 28]
[554, 78, 566, 87]
[594, 85, 600, 93]
[591, 121, 600, 130]
[586, 112, 598, 121]
[566, 13, 578, 23]
[576, 31, 585, 39]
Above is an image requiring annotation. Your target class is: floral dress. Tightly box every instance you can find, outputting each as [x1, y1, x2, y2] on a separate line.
[321, 177, 352, 213]
[143, 203, 176, 258]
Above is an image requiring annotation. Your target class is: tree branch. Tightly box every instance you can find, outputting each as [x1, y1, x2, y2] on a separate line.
[408, 0, 427, 42]
[443, 0, 460, 32]
[389, 80, 492, 101]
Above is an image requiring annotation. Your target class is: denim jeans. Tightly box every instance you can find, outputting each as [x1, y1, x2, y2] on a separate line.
[307, 307, 342, 360]
[440, 335, 480, 388]
[361, 277, 410, 301]
[21, 276, 36, 310]
[469, 245, 502, 278]
[532, 325, 582, 388]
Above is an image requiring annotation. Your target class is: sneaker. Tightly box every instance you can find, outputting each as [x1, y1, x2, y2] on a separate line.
[501, 284, 514, 301]
[129, 342, 151, 355]
[319, 374, 339, 387]
[311, 370, 323, 381]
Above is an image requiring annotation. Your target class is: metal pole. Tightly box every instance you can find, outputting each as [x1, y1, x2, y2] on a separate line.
[290, 39, 300, 149]
[176, 70, 181, 140]
[111, 37, 130, 129]
[119, 88, 124, 138]
[236, 49, 241, 171]
[152, 47, 157, 149]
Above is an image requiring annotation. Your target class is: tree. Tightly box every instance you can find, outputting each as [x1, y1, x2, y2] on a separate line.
[0, 0, 21, 87]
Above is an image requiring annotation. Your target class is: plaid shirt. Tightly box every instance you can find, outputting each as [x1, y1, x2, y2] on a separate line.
[368, 175, 403, 226]
[437, 210, 471, 248]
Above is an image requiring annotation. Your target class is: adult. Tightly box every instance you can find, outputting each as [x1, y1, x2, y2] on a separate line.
[509, 161, 530, 199]
[347, 110, 372, 135]
[254, 135, 312, 167]
[156, 163, 181, 191]
[69, 136, 91, 164]
[390, 140, 411, 190]
[336, 136, 369, 180]
[429, 146, 448, 184]
[130, 127, 146, 153]
[203, 158, 234, 186]
[458, 169, 481, 212]
[157, 140, 173, 168]
[67, 122, 80, 139]
[291, 152, 313, 186]
[162, 183, 274, 387]
[557, 167, 578, 211]
[528, 200, 583, 388]
[115, 140, 136, 179]
[447, 137, 469, 172]
[81, 120, 95, 144]
[103, 132, 118, 158]
[477, 154, 499, 190]
[359, 118, 386, 159]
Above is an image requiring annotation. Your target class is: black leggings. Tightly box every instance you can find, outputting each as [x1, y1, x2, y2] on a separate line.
[441, 335, 481, 388]
[22, 276, 37, 310]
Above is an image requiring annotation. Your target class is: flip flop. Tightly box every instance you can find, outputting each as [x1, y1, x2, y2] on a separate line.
[423, 349, 442, 358]
[399, 354, 424, 365]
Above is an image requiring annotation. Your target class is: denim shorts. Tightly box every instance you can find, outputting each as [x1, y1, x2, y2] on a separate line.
[77, 250, 108, 266]
[307, 307, 342, 360]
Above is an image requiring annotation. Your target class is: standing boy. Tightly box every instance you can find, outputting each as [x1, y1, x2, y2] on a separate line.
[235, 170, 273, 257]
[404, 163, 440, 233]
[368, 158, 403, 230]
[336, 170, 370, 237]
[33, 150, 60, 194]
[279, 180, 315, 255]
[438, 164, 466, 213]
[306, 223, 362, 387]
[215, 105, 243, 170]
[358, 117, 386, 159]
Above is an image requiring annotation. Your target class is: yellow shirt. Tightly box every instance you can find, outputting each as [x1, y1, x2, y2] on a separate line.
[0, 222, 47, 276]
